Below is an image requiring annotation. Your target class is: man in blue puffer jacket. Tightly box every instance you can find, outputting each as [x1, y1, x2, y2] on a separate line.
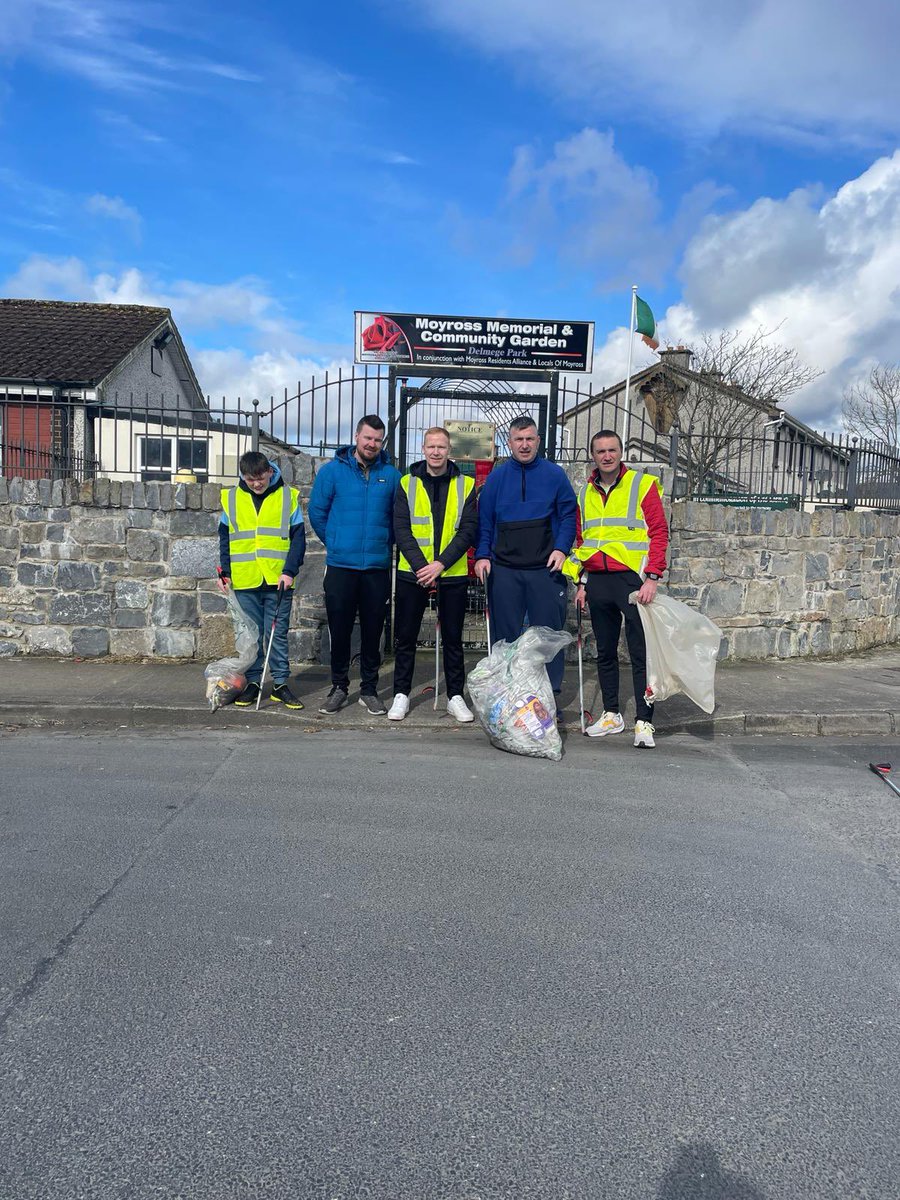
[474, 415, 577, 706]
[308, 414, 401, 715]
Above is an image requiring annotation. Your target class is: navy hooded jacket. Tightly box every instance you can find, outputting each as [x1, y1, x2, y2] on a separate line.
[475, 456, 577, 569]
[308, 446, 401, 570]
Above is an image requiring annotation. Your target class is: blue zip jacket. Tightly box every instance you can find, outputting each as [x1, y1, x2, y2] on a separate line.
[308, 446, 401, 570]
[476, 456, 577, 569]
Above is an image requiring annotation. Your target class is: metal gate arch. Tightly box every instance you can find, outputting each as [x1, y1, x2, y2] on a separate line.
[387, 364, 560, 471]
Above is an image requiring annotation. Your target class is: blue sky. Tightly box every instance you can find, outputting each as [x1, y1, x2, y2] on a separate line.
[2, 0, 899, 426]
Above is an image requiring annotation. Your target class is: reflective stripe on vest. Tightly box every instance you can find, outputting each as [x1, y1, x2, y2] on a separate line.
[397, 472, 472, 577]
[564, 469, 661, 578]
[221, 483, 298, 588]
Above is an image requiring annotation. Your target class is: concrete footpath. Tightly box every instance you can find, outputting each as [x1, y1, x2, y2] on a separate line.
[2, 647, 899, 737]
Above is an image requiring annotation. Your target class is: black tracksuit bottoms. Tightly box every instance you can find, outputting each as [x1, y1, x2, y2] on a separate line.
[392, 577, 468, 698]
[586, 569, 654, 723]
[324, 565, 390, 695]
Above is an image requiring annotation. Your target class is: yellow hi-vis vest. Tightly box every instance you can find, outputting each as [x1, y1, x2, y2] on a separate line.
[221, 483, 300, 589]
[562, 468, 662, 581]
[397, 472, 474, 577]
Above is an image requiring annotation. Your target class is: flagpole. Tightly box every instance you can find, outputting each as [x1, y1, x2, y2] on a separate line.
[621, 285, 637, 456]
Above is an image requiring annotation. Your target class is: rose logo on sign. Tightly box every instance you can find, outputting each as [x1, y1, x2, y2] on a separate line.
[362, 315, 403, 353]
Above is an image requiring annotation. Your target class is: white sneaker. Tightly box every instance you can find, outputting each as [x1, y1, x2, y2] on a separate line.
[446, 695, 474, 723]
[585, 711, 625, 738]
[634, 720, 656, 748]
[387, 693, 409, 721]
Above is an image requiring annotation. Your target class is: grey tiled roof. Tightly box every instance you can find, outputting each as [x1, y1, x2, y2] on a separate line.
[0, 298, 170, 385]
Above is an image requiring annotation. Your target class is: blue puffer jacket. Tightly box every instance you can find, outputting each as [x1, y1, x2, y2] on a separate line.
[308, 446, 401, 569]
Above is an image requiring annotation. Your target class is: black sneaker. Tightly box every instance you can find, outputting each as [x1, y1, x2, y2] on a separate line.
[233, 682, 261, 707]
[358, 692, 388, 716]
[319, 685, 348, 714]
[271, 683, 304, 710]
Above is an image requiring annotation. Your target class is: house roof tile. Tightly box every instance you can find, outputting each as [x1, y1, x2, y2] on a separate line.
[0, 298, 171, 386]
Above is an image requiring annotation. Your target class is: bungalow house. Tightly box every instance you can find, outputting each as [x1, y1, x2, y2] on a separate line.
[0, 298, 278, 483]
[559, 346, 851, 507]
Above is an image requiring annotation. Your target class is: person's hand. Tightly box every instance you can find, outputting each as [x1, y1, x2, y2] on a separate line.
[216, 573, 230, 594]
[278, 573, 293, 591]
[474, 558, 492, 583]
[546, 549, 565, 572]
[575, 584, 586, 610]
[416, 561, 445, 588]
[636, 578, 658, 605]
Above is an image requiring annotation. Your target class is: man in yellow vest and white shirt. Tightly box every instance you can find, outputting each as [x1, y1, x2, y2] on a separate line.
[217, 451, 306, 708]
[388, 426, 478, 722]
[563, 429, 669, 748]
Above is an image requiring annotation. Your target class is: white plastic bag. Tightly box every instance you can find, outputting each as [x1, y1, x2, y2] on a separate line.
[204, 588, 259, 710]
[467, 626, 573, 761]
[631, 590, 723, 713]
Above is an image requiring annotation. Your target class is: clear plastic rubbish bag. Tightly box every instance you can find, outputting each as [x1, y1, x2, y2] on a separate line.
[630, 590, 723, 714]
[467, 626, 573, 761]
[204, 588, 259, 710]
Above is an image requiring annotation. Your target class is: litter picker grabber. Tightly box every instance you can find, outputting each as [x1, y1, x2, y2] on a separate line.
[869, 762, 900, 800]
[484, 588, 492, 653]
[576, 589, 586, 735]
[432, 588, 441, 711]
[256, 582, 286, 711]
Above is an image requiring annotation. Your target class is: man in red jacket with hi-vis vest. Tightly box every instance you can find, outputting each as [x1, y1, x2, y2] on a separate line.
[563, 429, 669, 748]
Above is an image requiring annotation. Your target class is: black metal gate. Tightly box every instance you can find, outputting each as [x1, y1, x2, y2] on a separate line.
[387, 364, 560, 470]
[384, 365, 562, 655]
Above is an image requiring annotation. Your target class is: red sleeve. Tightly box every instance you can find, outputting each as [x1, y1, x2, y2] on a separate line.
[641, 482, 669, 576]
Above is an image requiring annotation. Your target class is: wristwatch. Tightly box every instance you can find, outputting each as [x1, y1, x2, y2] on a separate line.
[645, 572, 661, 581]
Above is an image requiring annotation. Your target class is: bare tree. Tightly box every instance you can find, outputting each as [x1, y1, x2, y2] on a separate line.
[842, 364, 900, 450]
[650, 327, 821, 497]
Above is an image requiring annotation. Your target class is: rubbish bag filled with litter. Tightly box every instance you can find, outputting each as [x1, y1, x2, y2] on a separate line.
[467, 626, 572, 761]
[204, 588, 259, 710]
[630, 590, 722, 714]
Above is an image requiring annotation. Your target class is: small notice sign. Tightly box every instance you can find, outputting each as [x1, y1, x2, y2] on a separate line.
[445, 419, 496, 460]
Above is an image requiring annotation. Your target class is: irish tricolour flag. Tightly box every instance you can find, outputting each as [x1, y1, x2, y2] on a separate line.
[635, 295, 659, 350]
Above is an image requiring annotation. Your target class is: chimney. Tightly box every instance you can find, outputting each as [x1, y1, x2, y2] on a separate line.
[659, 345, 692, 371]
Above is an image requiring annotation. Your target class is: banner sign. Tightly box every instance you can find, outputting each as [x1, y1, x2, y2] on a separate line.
[355, 310, 594, 373]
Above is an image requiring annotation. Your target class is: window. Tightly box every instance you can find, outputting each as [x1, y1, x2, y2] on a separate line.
[178, 438, 208, 473]
[138, 435, 208, 481]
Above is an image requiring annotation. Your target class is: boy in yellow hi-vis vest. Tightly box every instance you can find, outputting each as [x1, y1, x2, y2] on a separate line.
[389, 427, 478, 722]
[563, 430, 668, 748]
[217, 451, 306, 708]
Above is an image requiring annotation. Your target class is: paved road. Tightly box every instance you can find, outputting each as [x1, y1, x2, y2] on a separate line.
[2, 729, 899, 1199]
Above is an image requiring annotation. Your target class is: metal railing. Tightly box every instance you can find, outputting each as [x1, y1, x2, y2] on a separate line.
[556, 375, 664, 463]
[0, 389, 256, 484]
[670, 425, 900, 509]
[2, 380, 898, 510]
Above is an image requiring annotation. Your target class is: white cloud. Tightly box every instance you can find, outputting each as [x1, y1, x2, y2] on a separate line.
[505, 128, 664, 283]
[410, 0, 900, 143]
[3, 0, 261, 95]
[0, 254, 352, 401]
[452, 128, 723, 288]
[85, 192, 142, 239]
[580, 152, 900, 429]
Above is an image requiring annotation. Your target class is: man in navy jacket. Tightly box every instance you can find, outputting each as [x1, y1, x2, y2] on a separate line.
[474, 416, 577, 702]
[308, 414, 401, 715]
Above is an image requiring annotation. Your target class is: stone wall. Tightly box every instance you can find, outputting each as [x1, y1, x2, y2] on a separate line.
[1, 463, 898, 663]
[0, 456, 326, 662]
[668, 501, 900, 659]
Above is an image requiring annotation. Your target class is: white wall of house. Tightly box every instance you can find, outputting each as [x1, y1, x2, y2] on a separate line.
[94, 416, 250, 483]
